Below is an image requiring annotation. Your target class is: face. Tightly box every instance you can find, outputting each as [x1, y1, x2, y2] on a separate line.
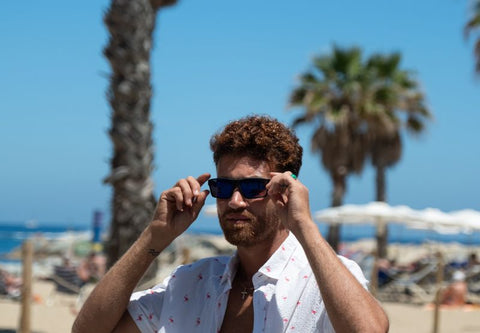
[215, 154, 285, 247]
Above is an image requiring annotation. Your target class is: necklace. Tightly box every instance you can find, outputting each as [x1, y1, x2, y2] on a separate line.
[240, 283, 255, 300]
[236, 267, 255, 300]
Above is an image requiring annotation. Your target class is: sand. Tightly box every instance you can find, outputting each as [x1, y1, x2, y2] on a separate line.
[1, 235, 480, 332]
[0, 280, 78, 333]
[0, 279, 479, 333]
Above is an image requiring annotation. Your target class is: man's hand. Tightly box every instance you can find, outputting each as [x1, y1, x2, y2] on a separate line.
[266, 172, 313, 234]
[148, 173, 211, 249]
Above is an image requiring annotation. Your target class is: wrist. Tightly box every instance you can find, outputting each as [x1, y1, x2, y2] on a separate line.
[290, 218, 320, 243]
[139, 224, 174, 257]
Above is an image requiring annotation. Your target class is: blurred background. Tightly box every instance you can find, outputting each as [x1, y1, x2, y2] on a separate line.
[1, 1, 480, 331]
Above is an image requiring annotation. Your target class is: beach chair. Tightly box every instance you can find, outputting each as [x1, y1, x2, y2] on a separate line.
[46, 264, 88, 308]
[377, 260, 439, 304]
[466, 265, 480, 294]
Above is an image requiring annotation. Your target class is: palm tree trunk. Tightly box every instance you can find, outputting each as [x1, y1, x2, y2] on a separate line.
[103, 0, 159, 284]
[375, 165, 388, 259]
[375, 165, 386, 202]
[327, 171, 345, 252]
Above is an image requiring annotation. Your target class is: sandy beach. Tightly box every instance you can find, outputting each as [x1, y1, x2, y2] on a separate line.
[1, 234, 480, 332]
[1, 280, 479, 333]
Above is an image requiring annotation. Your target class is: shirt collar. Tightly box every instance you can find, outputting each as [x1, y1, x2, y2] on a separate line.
[220, 232, 300, 284]
[257, 232, 298, 281]
[220, 251, 239, 286]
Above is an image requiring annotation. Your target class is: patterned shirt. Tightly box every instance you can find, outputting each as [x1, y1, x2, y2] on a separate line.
[128, 233, 368, 332]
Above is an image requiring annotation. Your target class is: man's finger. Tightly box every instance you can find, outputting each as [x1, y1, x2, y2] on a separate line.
[192, 189, 210, 214]
[177, 178, 194, 207]
[164, 187, 185, 211]
[196, 173, 211, 186]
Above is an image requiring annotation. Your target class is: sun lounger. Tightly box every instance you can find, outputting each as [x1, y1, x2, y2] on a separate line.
[46, 265, 89, 308]
[377, 260, 439, 304]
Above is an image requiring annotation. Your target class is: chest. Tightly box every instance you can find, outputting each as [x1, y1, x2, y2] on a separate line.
[159, 275, 324, 332]
[219, 284, 254, 333]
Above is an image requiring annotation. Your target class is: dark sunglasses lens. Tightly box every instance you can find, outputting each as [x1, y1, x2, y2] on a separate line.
[239, 179, 268, 198]
[208, 179, 234, 199]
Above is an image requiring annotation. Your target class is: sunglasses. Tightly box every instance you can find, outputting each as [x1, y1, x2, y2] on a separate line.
[208, 178, 270, 199]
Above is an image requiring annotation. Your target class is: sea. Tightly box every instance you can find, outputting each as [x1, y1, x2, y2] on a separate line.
[1, 218, 480, 263]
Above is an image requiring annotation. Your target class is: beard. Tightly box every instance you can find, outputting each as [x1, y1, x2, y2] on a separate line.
[218, 207, 282, 247]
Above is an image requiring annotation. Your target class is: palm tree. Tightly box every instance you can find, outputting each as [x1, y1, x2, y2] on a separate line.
[289, 46, 371, 252]
[465, 0, 480, 74]
[103, 0, 177, 283]
[365, 53, 431, 258]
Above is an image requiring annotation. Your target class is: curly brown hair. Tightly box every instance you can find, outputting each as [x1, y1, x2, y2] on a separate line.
[210, 115, 303, 175]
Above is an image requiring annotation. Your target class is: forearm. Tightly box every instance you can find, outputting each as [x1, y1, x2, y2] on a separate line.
[72, 226, 171, 333]
[293, 222, 389, 333]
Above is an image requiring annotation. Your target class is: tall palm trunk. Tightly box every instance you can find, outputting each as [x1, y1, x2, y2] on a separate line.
[103, 0, 167, 284]
[375, 165, 388, 259]
[327, 171, 345, 252]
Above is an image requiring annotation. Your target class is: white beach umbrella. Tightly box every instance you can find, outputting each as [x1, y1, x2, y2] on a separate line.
[448, 209, 480, 231]
[315, 202, 480, 232]
[406, 208, 458, 233]
[314, 201, 420, 226]
[405, 208, 480, 234]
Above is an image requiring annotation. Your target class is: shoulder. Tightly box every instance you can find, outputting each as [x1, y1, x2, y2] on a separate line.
[162, 255, 230, 288]
[172, 256, 230, 276]
[129, 255, 230, 308]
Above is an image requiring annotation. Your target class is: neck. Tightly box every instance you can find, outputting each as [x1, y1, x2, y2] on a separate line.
[236, 230, 289, 278]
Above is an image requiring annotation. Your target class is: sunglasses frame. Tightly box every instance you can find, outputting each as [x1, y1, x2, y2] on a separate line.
[208, 177, 270, 199]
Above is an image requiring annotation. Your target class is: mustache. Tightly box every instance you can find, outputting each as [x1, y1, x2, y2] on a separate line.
[220, 208, 252, 219]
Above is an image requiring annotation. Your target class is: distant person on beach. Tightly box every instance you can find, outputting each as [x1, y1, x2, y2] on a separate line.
[0, 268, 22, 299]
[77, 252, 106, 283]
[73, 115, 389, 333]
[440, 270, 468, 306]
[467, 253, 480, 269]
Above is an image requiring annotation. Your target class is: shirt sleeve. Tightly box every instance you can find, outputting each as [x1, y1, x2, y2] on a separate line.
[316, 256, 370, 333]
[127, 277, 170, 333]
[338, 255, 369, 289]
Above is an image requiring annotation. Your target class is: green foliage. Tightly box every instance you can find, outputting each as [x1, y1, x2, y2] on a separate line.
[288, 45, 432, 199]
[465, 0, 480, 73]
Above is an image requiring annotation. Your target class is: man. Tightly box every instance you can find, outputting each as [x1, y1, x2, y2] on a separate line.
[73, 115, 389, 332]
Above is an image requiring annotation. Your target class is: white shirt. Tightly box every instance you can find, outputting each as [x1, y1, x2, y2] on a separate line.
[128, 233, 368, 332]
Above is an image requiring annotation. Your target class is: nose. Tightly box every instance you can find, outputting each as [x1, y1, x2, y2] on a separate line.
[228, 188, 247, 209]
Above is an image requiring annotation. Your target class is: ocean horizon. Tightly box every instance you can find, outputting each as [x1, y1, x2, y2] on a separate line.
[1, 218, 480, 259]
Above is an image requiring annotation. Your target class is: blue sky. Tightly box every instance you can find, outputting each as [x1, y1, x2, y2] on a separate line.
[1, 0, 479, 226]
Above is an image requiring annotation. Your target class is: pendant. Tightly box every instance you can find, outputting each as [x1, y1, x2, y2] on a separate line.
[240, 286, 253, 300]
[241, 289, 249, 300]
